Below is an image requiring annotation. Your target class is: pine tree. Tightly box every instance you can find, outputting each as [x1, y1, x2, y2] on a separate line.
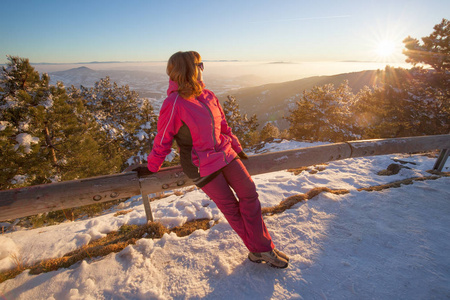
[284, 94, 316, 141]
[223, 95, 259, 147]
[352, 71, 412, 138]
[351, 66, 449, 138]
[260, 122, 280, 141]
[131, 98, 158, 165]
[286, 81, 356, 142]
[222, 95, 242, 131]
[51, 84, 119, 180]
[403, 18, 449, 73]
[0, 56, 114, 189]
[80, 77, 158, 168]
[1, 56, 55, 188]
[402, 19, 449, 134]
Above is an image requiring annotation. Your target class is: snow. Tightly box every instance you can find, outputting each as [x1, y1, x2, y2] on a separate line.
[18, 122, 30, 131]
[0, 121, 10, 131]
[10, 175, 27, 185]
[1, 140, 449, 299]
[135, 129, 148, 141]
[41, 94, 53, 109]
[14, 133, 40, 154]
[0, 95, 18, 109]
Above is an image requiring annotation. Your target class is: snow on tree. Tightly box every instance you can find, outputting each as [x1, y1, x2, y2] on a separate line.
[286, 81, 357, 142]
[0, 56, 115, 189]
[0, 56, 56, 188]
[79, 77, 158, 168]
[131, 98, 158, 165]
[352, 66, 449, 138]
[403, 18, 449, 133]
[222, 95, 259, 147]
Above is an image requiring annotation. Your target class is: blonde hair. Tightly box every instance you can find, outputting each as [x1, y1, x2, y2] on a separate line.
[166, 51, 203, 99]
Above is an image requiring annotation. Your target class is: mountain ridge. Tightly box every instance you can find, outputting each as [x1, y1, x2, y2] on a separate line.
[218, 70, 381, 129]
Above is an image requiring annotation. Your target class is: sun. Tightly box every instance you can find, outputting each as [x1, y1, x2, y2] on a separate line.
[376, 40, 396, 57]
[365, 21, 406, 62]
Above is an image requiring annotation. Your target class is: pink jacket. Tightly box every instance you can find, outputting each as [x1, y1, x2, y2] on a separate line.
[147, 80, 243, 178]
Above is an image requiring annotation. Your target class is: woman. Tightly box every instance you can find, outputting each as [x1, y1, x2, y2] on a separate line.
[145, 51, 289, 268]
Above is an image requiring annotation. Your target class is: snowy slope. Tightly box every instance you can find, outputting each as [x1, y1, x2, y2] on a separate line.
[1, 140, 449, 299]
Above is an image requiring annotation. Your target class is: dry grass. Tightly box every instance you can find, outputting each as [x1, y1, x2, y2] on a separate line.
[0, 267, 24, 285]
[288, 164, 328, 175]
[0, 253, 27, 284]
[113, 209, 133, 217]
[9, 253, 25, 270]
[28, 222, 169, 275]
[262, 187, 350, 216]
[358, 174, 448, 192]
[287, 167, 310, 175]
[171, 219, 217, 237]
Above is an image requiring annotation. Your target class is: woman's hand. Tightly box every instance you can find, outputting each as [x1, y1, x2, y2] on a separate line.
[238, 151, 249, 160]
[123, 164, 154, 176]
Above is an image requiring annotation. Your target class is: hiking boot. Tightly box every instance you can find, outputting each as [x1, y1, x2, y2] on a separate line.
[248, 250, 289, 268]
[273, 248, 289, 262]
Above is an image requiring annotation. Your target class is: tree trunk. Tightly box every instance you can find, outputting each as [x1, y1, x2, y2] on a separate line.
[44, 126, 57, 165]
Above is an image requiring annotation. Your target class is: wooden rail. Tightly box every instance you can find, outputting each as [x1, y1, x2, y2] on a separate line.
[1, 134, 449, 221]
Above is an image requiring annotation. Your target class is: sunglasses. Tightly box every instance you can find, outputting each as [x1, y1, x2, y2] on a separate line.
[196, 62, 204, 71]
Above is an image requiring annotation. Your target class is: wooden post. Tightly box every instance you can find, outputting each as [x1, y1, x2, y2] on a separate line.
[433, 149, 449, 172]
[139, 179, 154, 223]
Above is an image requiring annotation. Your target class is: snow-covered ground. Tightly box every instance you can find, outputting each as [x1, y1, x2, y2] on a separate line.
[1, 140, 449, 299]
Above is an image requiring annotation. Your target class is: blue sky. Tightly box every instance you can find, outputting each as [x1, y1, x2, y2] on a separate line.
[1, 0, 448, 64]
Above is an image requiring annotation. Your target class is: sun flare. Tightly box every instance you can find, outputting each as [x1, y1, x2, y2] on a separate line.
[376, 41, 396, 57]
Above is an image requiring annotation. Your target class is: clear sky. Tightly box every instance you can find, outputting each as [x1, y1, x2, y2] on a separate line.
[1, 0, 448, 64]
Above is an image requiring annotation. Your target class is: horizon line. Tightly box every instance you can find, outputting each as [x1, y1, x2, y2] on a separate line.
[0, 59, 407, 66]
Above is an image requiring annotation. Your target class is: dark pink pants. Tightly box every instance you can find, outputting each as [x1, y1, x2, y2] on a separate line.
[201, 159, 275, 253]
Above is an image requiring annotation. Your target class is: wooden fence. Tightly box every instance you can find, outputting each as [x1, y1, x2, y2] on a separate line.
[1, 134, 449, 222]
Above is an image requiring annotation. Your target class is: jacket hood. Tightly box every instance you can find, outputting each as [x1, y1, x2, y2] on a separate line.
[167, 79, 205, 97]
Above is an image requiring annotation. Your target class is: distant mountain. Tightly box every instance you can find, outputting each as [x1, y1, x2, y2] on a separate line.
[50, 67, 101, 87]
[48, 67, 263, 104]
[49, 67, 168, 100]
[218, 70, 381, 129]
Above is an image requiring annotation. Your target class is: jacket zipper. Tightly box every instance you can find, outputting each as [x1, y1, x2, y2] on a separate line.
[199, 100, 229, 164]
